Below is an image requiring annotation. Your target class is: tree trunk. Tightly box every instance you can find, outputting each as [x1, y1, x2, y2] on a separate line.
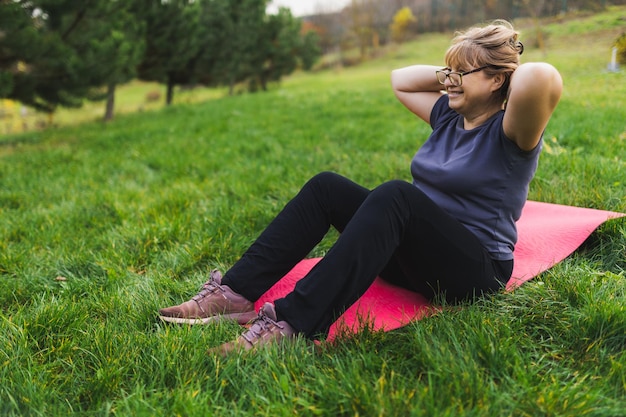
[104, 83, 115, 121]
[166, 77, 174, 106]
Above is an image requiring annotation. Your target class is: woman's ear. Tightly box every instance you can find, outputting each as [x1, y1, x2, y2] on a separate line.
[491, 73, 506, 93]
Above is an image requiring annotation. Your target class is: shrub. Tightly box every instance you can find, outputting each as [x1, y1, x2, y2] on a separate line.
[615, 32, 626, 64]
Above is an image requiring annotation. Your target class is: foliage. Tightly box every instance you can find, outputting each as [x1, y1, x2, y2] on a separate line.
[250, 7, 319, 91]
[299, 30, 322, 71]
[213, 0, 268, 95]
[307, 0, 624, 65]
[194, 0, 231, 88]
[0, 0, 321, 113]
[133, 0, 203, 105]
[615, 32, 626, 64]
[390, 6, 417, 43]
[138, 0, 322, 98]
[0, 0, 142, 113]
[98, 3, 145, 121]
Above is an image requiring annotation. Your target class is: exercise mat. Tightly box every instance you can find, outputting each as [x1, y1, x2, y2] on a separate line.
[255, 201, 624, 337]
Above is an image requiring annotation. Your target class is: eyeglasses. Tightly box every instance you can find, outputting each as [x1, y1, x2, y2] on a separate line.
[435, 65, 491, 87]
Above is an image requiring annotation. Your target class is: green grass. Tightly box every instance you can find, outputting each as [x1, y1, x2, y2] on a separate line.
[1, 7, 625, 416]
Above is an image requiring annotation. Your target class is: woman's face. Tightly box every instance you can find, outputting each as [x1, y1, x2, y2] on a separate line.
[444, 65, 500, 118]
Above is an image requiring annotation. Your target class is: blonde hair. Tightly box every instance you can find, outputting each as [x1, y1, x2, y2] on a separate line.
[445, 20, 523, 98]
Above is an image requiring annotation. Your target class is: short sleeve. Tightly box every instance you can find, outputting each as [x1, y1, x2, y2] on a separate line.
[429, 95, 456, 130]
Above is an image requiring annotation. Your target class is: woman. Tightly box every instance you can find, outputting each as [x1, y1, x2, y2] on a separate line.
[159, 20, 562, 355]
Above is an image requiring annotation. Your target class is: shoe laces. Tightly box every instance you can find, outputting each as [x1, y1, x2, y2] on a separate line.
[192, 270, 224, 311]
[242, 309, 284, 345]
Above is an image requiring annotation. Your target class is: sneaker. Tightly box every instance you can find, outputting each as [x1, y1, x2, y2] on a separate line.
[209, 302, 298, 356]
[159, 270, 257, 325]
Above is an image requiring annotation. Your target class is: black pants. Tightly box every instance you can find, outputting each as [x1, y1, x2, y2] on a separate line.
[222, 172, 512, 339]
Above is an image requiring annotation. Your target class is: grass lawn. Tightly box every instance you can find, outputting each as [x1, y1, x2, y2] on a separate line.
[1, 7, 625, 416]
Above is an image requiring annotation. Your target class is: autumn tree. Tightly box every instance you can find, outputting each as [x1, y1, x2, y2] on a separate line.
[516, 0, 547, 52]
[390, 7, 417, 43]
[614, 32, 626, 65]
[348, 0, 378, 60]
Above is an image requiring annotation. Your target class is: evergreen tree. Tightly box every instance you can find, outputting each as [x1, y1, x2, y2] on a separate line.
[212, 0, 269, 95]
[0, 0, 144, 114]
[252, 7, 300, 91]
[134, 0, 203, 105]
[0, 0, 31, 98]
[203, 1, 320, 94]
[298, 30, 322, 72]
[100, 3, 145, 121]
[252, 8, 320, 91]
[194, 0, 230, 87]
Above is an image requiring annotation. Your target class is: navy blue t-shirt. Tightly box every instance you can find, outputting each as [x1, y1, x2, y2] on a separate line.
[411, 94, 542, 261]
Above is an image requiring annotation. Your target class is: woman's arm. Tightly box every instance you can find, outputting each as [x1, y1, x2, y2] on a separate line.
[503, 62, 563, 151]
[391, 65, 445, 124]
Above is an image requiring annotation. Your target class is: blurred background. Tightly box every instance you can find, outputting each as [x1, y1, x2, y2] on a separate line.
[2, 0, 625, 135]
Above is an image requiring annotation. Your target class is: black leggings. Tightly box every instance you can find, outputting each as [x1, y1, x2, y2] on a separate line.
[222, 172, 512, 338]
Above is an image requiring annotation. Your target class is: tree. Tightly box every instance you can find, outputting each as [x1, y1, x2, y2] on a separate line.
[100, 4, 144, 121]
[134, 0, 203, 105]
[298, 30, 322, 71]
[305, 9, 345, 55]
[615, 32, 626, 65]
[251, 8, 300, 91]
[516, 0, 548, 52]
[251, 8, 318, 91]
[0, 0, 123, 113]
[196, 1, 320, 93]
[0, 0, 144, 116]
[193, 0, 230, 87]
[348, 0, 377, 60]
[0, 1, 28, 97]
[390, 7, 416, 43]
[211, 0, 269, 95]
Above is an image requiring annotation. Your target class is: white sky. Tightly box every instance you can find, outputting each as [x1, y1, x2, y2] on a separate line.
[266, 0, 351, 16]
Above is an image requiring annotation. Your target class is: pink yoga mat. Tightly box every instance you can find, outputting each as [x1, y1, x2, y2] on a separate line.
[255, 201, 624, 337]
